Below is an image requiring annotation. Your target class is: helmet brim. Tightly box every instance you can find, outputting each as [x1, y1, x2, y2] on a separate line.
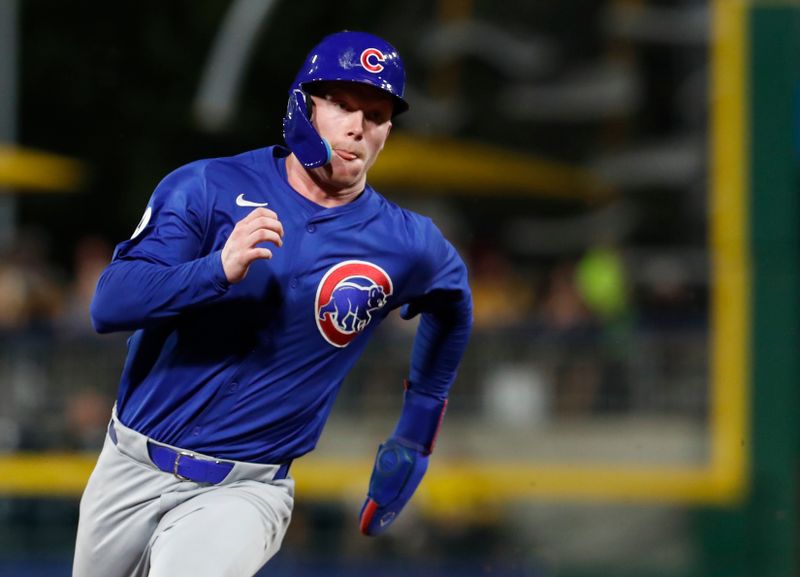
[300, 79, 409, 117]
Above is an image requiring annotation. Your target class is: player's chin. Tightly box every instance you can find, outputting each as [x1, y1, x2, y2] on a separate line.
[328, 164, 366, 187]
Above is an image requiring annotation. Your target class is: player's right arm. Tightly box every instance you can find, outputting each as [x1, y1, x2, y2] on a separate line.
[90, 165, 282, 333]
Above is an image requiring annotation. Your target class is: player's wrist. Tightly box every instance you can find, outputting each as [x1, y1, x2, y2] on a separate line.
[210, 250, 233, 290]
[392, 385, 448, 455]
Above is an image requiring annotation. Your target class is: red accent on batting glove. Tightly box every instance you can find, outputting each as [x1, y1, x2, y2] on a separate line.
[359, 498, 380, 535]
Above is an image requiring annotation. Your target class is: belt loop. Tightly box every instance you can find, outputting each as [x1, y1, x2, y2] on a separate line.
[108, 420, 118, 445]
[275, 461, 292, 480]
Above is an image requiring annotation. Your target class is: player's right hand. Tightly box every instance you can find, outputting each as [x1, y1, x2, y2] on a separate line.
[221, 207, 284, 284]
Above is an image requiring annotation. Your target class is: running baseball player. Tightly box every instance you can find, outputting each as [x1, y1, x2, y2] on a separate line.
[72, 31, 472, 577]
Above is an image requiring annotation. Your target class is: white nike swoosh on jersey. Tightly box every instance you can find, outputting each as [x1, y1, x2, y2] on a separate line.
[236, 194, 269, 207]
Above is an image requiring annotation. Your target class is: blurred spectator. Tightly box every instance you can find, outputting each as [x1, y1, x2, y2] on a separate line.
[536, 260, 602, 416]
[469, 243, 536, 329]
[0, 260, 28, 329]
[15, 388, 113, 452]
[575, 246, 630, 322]
[638, 255, 704, 329]
[0, 228, 63, 332]
[63, 388, 114, 451]
[538, 260, 594, 332]
[0, 229, 63, 440]
[56, 235, 113, 335]
[576, 245, 635, 413]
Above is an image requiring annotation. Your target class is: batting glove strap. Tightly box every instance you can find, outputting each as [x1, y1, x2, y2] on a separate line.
[359, 437, 429, 536]
[392, 387, 448, 455]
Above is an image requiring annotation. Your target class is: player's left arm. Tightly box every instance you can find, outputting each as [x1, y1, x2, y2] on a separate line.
[359, 222, 472, 536]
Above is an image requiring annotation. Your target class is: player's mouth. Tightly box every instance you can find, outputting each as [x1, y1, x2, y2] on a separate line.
[334, 149, 360, 161]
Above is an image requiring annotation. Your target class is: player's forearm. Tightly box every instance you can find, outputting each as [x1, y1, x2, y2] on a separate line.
[90, 251, 230, 333]
[360, 293, 472, 536]
[407, 293, 473, 400]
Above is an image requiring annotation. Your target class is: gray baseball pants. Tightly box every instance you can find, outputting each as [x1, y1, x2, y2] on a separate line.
[72, 411, 294, 577]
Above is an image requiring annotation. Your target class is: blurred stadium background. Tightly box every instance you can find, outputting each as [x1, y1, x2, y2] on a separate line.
[0, 0, 798, 576]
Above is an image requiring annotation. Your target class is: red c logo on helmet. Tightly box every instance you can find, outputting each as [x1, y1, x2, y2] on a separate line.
[360, 48, 385, 73]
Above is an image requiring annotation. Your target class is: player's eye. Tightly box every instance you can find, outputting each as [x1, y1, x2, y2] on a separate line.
[367, 110, 389, 124]
[325, 95, 350, 111]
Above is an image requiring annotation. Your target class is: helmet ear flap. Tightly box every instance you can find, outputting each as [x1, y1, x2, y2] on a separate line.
[282, 89, 332, 169]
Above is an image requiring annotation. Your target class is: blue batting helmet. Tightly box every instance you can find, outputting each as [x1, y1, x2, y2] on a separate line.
[283, 31, 408, 169]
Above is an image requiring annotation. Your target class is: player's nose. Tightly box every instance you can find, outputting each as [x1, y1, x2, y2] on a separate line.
[345, 109, 365, 140]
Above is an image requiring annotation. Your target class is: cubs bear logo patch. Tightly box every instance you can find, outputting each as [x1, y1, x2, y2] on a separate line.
[315, 260, 393, 347]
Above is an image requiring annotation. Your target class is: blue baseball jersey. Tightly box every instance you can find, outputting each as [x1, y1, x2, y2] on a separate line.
[91, 145, 472, 464]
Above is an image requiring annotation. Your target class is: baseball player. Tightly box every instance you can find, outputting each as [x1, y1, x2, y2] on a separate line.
[72, 31, 472, 577]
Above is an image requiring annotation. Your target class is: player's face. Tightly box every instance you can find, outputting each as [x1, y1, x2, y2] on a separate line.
[308, 82, 394, 191]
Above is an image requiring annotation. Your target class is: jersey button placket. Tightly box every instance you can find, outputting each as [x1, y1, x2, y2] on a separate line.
[292, 221, 317, 288]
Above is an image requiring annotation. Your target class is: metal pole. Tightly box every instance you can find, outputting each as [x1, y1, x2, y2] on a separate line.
[0, 0, 18, 245]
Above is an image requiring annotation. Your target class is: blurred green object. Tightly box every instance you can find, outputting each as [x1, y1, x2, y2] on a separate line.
[575, 247, 628, 319]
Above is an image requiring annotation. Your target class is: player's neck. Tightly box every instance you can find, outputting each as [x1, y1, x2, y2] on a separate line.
[285, 154, 364, 208]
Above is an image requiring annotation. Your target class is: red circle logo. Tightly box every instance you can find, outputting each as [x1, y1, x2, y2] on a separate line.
[360, 48, 386, 73]
[315, 260, 393, 347]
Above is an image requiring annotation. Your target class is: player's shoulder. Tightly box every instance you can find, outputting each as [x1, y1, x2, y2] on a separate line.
[166, 146, 275, 184]
[370, 191, 448, 253]
[153, 147, 276, 204]
[372, 192, 438, 232]
[154, 155, 219, 195]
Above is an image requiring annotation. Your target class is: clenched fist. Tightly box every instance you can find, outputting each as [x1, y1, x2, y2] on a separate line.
[221, 207, 284, 284]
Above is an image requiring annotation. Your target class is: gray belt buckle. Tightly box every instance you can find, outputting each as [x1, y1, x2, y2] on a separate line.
[173, 450, 196, 481]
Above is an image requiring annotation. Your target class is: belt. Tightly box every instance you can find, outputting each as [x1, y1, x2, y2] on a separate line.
[109, 422, 291, 484]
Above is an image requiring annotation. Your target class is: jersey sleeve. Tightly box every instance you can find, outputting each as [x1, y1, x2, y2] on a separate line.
[401, 217, 473, 400]
[90, 163, 230, 333]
